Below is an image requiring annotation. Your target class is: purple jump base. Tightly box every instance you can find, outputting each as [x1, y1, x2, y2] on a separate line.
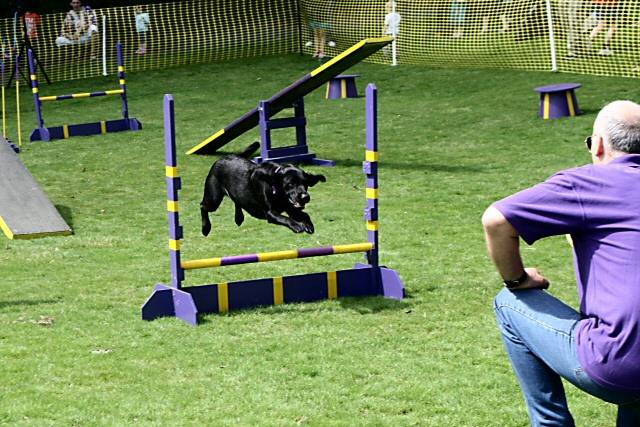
[534, 83, 582, 120]
[326, 74, 360, 99]
[141, 265, 405, 325]
[29, 118, 142, 142]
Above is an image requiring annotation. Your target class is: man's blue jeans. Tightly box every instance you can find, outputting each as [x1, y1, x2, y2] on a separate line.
[494, 288, 640, 427]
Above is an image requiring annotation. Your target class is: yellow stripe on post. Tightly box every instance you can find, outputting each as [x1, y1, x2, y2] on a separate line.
[169, 239, 181, 251]
[566, 91, 576, 116]
[217, 283, 229, 313]
[341, 79, 347, 99]
[165, 166, 179, 178]
[118, 66, 125, 72]
[0, 216, 15, 239]
[273, 277, 284, 305]
[325, 83, 330, 99]
[365, 150, 378, 162]
[258, 249, 298, 262]
[543, 94, 550, 119]
[167, 200, 179, 212]
[63, 124, 70, 139]
[327, 271, 337, 299]
[366, 188, 378, 199]
[32, 87, 39, 94]
[119, 79, 126, 85]
[100, 121, 107, 134]
[367, 220, 379, 231]
[30, 74, 36, 81]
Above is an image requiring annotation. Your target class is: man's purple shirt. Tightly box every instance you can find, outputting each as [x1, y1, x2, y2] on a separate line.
[494, 154, 640, 392]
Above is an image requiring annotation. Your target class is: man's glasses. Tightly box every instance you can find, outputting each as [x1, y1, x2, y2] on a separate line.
[585, 136, 592, 150]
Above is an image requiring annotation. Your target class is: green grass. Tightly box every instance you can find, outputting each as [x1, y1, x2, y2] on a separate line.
[1, 55, 633, 425]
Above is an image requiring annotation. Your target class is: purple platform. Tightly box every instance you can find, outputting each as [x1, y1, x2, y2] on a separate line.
[534, 83, 581, 119]
[326, 74, 359, 99]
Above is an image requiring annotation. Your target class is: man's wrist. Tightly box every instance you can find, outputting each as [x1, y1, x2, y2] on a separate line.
[503, 271, 528, 289]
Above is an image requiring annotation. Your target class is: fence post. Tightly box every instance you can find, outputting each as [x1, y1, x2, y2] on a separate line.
[545, 0, 557, 72]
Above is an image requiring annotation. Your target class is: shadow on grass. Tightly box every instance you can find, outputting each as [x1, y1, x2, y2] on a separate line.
[0, 298, 60, 311]
[332, 158, 488, 173]
[196, 294, 415, 324]
[56, 205, 74, 230]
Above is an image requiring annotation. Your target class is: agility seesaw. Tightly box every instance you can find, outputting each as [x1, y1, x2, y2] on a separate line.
[28, 42, 141, 142]
[142, 85, 404, 325]
[186, 36, 393, 165]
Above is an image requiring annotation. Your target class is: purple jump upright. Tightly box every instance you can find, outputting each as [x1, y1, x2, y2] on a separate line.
[28, 42, 142, 142]
[142, 86, 404, 326]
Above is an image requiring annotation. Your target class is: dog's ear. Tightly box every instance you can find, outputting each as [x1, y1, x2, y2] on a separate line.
[304, 172, 326, 187]
[250, 167, 273, 184]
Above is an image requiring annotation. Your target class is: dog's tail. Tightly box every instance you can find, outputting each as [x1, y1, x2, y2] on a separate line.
[238, 142, 260, 159]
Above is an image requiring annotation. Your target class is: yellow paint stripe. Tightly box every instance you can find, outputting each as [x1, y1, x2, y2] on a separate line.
[182, 257, 222, 269]
[258, 249, 298, 262]
[365, 150, 378, 162]
[325, 82, 330, 99]
[100, 121, 107, 134]
[169, 239, 181, 251]
[72, 92, 91, 99]
[218, 283, 229, 313]
[118, 66, 125, 72]
[165, 166, 179, 177]
[105, 89, 124, 95]
[333, 242, 374, 254]
[63, 124, 70, 139]
[32, 87, 39, 94]
[273, 277, 284, 305]
[341, 79, 347, 99]
[119, 79, 126, 85]
[167, 200, 179, 212]
[366, 188, 378, 199]
[327, 271, 337, 299]
[543, 94, 550, 119]
[187, 129, 225, 155]
[310, 37, 392, 77]
[566, 91, 576, 116]
[0, 216, 15, 239]
[367, 220, 379, 231]
[30, 74, 36, 80]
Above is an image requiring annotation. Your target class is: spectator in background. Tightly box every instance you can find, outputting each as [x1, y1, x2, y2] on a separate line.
[587, 0, 618, 56]
[56, 0, 99, 58]
[384, 0, 401, 37]
[559, 0, 582, 59]
[450, 0, 467, 38]
[134, 5, 150, 55]
[23, 10, 41, 40]
[307, 1, 333, 59]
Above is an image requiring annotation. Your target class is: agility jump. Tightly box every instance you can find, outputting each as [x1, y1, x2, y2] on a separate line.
[28, 42, 141, 142]
[187, 36, 393, 165]
[142, 87, 404, 325]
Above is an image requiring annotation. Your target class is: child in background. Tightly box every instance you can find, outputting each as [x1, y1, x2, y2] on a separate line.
[135, 5, 150, 55]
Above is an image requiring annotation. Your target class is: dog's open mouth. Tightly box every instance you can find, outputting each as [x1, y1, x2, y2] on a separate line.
[290, 198, 305, 209]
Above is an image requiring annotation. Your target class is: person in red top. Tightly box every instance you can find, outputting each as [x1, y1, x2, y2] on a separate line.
[588, 0, 618, 55]
[23, 11, 41, 40]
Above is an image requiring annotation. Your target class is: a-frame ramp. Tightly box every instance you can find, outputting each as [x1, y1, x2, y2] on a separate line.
[187, 36, 393, 155]
[0, 136, 72, 239]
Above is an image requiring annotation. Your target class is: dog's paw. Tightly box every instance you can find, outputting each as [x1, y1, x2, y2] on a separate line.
[202, 224, 211, 236]
[303, 222, 314, 234]
[289, 222, 306, 233]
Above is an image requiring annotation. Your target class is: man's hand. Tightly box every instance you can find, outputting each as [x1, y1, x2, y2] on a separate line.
[510, 267, 550, 291]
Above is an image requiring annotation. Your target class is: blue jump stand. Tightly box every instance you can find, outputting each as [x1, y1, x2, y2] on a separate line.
[326, 74, 360, 99]
[534, 83, 581, 119]
[254, 97, 335, 166]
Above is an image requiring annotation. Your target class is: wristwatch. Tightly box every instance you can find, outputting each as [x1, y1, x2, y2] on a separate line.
[504, 271, 528, 289]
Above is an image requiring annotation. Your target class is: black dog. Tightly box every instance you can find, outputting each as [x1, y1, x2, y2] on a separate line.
[200, 142, 326, 236]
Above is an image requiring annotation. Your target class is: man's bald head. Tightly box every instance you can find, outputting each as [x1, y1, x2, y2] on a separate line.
[594, 100, 640, 154]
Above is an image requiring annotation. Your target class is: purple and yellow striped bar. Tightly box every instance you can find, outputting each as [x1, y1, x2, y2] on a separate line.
[181, 242, 374, 270]
[365, 84, 380, 267]
[39, 89, 124, 102]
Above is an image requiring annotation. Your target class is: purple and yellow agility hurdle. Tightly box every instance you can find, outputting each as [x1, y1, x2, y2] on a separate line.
[142, 85, 404, 325]
[28, 42, 141, 142]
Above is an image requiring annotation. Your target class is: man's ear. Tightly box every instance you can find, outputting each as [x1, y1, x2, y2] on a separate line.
[305, 172, 326, 187]
[594, 135, 606, 157]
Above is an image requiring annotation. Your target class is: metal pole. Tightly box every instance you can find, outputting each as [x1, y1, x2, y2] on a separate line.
[365, 83, 379, 267]
[545, 0, 557, 72]
[164, 94, 184, 289]
[117, 43, 129, 120]
[102, 14, 107, 76]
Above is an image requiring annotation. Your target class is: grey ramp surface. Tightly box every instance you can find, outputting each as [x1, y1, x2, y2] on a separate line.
[0, 137, 72, 239]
